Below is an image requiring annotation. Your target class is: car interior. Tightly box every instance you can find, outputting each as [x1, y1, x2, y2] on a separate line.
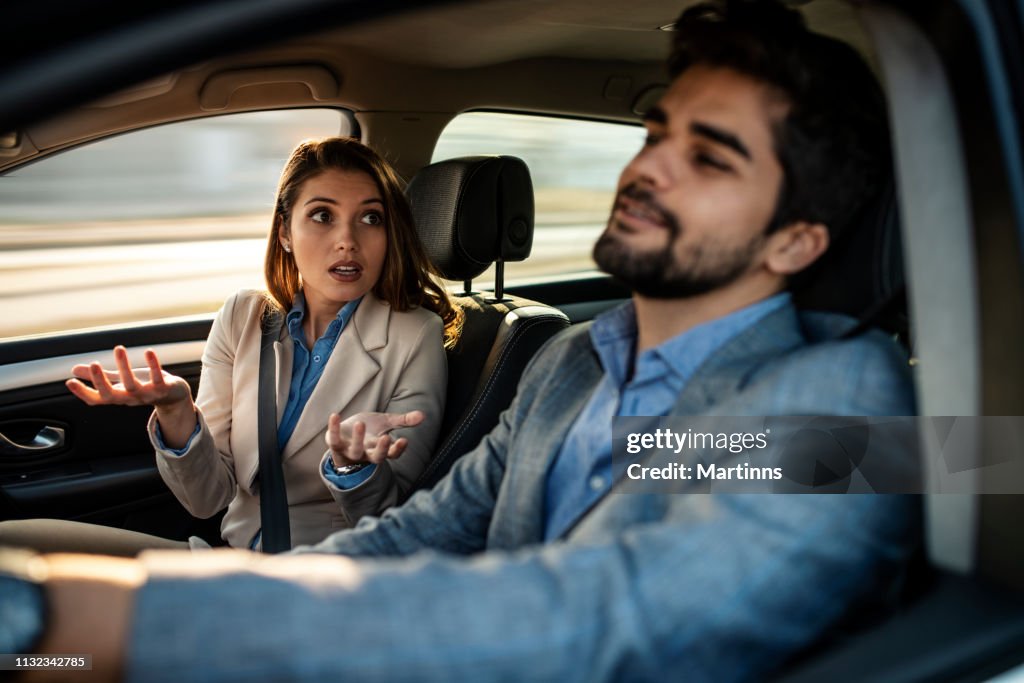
[1, 0, 1023, 679]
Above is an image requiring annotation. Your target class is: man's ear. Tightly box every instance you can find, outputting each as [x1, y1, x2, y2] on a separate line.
[763, 221, 830, 276]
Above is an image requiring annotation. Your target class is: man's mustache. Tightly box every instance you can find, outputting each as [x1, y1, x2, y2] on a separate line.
[614, 184, 681, 237]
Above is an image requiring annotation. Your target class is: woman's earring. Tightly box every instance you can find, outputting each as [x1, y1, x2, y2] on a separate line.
[283, 244, 292, 253]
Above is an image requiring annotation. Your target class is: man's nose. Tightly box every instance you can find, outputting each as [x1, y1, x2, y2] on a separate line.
[623, 143, 674, 192]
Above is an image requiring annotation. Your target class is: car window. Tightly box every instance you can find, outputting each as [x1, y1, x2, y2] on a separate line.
[0, 109, 347, 341]
[431, 112, 644, 287]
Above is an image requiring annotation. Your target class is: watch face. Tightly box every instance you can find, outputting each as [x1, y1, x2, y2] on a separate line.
[0, 574, 46, 654]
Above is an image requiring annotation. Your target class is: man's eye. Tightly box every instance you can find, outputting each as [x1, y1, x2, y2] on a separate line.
[310, 209, 332, 224]
[361, 211, 384, 226]
[695, 152, 732, 173]
[644, 133, 662, 147]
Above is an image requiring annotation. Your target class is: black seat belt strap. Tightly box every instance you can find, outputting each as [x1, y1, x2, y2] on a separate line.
[258, 308, 291, 553]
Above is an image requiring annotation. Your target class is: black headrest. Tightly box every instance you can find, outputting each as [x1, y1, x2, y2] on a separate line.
[406, 155, 534, 281]
[792, 181, 906, 334]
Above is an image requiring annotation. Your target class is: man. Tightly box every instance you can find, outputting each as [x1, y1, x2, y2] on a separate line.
[13, 1, 918, 681]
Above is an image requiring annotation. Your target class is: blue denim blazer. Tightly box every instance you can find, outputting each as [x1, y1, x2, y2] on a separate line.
[129, 302, 920, 683]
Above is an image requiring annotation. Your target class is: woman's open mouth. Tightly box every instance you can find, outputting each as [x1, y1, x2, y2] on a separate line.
[328, 261, 363, 282]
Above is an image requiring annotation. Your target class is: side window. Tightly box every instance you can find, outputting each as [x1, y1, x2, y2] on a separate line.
[431, 112, 644, 286]
[0, 109, 346, 341]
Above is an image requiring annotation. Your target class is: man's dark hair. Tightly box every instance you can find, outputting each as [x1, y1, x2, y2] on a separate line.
[669, 0, 890, 242]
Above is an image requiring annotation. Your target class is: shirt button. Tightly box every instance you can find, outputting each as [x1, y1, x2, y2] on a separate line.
[589, 475, 605, 491]
[313, 355, 321, 363]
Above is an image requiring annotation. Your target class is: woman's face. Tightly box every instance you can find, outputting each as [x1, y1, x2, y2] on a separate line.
[280, 168, 388, 312]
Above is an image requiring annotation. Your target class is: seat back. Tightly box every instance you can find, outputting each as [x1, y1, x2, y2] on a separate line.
[404, 155, 569, 495]
[792, 180, 908, 342]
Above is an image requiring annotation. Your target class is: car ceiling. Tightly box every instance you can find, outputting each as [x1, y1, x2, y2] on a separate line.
[2, 0, 873, 176]
[307, 0, 872, 68]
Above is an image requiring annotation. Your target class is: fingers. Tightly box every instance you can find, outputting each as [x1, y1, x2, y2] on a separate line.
[71, 364, 119, 382]
[326, 413, 347, 466]
[145, 350, 166, 389]
[364, 435, 411, 464]
[348, 421, 367, 463]
[326, 410, 421, 467]
[387, 410, 425, 430]
[113, 346, 140, 392]
[89, 362, 119, 402]
[65, 378, 101, 405]
[71, 364, 97, 381]
[387, 437, 409, 460]
[327, 413, 373, 469]
[67, 348, 161, 407]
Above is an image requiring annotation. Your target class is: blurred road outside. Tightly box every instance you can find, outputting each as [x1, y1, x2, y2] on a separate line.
[0, 203, 608, 339]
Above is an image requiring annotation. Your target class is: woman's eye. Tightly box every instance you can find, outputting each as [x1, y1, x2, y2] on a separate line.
[310, 209, 332, 224]
[643, 133, 661, 147]
[361, 211, 384, 226]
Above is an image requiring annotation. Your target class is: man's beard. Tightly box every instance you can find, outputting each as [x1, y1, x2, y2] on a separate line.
[593, 184, 765, 299]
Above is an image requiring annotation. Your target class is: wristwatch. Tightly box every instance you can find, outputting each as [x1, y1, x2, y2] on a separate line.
[334, 461, 370, 476]
[0, 550, 48, 655]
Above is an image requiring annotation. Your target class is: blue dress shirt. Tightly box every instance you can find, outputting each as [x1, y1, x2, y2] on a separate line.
[277, 292, 361, 450]
[543, 293, 791, 540]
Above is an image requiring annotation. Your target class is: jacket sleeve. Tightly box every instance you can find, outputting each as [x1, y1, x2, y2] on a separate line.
[149, 292, 243, 519]
[317, 312, 448, 526]
[128, 492, 919, 683]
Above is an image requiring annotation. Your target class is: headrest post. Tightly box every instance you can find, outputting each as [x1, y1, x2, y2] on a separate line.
[463, 279, 472, 295]
[494, 260, 505, 301]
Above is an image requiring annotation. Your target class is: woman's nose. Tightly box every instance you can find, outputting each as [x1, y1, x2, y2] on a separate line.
[332, 224, 359, 252]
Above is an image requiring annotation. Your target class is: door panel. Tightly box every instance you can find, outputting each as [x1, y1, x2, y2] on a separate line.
[0, 321, 222, 543]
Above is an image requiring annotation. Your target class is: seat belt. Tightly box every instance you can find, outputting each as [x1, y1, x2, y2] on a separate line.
[258, 309, 291, 553]
[839, 284, 907, 341]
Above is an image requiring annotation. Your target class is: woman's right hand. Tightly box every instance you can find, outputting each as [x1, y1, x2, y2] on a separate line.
[325, 410, 425, 469]
[66, 346, 192, 410]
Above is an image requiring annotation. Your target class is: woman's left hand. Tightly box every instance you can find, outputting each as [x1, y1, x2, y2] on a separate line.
[325, 410, 425, 469]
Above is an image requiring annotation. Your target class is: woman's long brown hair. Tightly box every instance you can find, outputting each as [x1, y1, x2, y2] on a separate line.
[264, 137, 461, 348]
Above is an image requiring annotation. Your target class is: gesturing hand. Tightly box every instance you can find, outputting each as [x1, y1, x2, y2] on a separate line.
[325, 410, 426, 469]
[65, 346, 192, 409]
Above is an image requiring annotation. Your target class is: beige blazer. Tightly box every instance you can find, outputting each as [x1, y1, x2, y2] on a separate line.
[148, 288, 447, 549]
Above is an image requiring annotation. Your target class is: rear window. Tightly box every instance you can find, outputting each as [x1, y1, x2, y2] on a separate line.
[431, 112, 644, 286]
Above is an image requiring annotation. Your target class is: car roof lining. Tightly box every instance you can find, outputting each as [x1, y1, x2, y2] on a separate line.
[4, 0, 876, 178]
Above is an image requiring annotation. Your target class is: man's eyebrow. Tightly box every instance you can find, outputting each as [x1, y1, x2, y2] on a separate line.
[691, 122, 752, 161]
[643, 106, 668, 125]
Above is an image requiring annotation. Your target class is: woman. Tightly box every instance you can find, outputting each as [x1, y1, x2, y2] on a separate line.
[2, 137, 460, 554]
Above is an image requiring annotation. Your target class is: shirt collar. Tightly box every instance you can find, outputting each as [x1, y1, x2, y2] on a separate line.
[588, 300, 638, 386]
[285, 291, 308, 340]
[652, 292, 790, 384]
[286, 291, 363, 348]
[589, 292, 792, 387]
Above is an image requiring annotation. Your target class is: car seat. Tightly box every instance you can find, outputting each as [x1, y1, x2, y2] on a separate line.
[402, 155, 570, 497]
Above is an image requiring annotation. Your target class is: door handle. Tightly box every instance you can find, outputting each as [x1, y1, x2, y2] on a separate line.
[0, 426, 66, 456]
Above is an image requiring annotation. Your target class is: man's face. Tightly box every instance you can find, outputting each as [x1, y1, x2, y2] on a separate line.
[594, 65, 789, 298]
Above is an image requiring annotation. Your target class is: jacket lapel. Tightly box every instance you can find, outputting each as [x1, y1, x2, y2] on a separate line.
[670, 303, 807, 415]
[491, 334, 604, 548]
[556, 303, 808, 541]
[280, 295, 388, 460]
